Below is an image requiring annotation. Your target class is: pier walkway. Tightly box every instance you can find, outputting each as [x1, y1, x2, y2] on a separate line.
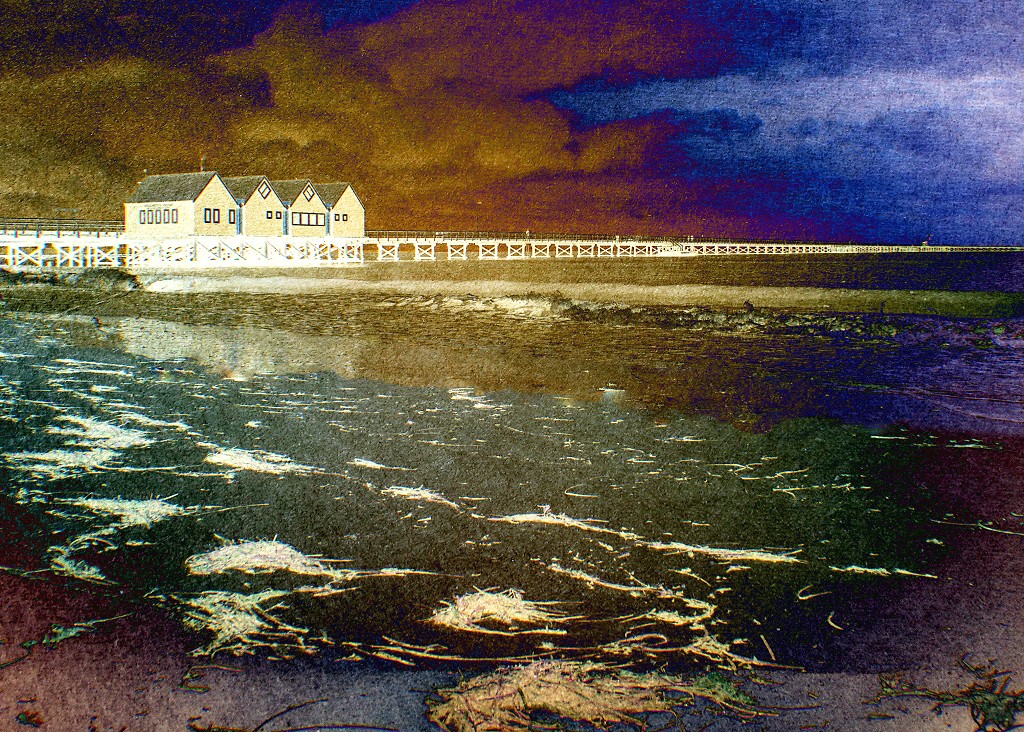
[0, 228, 1022, 269]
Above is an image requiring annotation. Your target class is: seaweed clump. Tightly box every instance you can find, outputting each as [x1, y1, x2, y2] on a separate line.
[427, 660, 769, 732]
[872, 656, 1024, 731]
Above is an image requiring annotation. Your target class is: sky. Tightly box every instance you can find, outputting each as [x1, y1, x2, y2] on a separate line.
[0, 0, 1020, 243]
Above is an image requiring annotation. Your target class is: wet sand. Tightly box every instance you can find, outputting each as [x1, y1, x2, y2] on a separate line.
[138, 266, 1024, 317]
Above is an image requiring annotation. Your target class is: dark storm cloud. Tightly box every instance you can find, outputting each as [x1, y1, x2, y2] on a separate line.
[0, 0, 291, 69]
[554, 0, 1024, 243]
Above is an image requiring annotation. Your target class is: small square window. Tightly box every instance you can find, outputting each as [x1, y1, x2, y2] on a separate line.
[342, 213, 348, 222]
[334, 213, 340, 221]
[266, 211, 273, 219]
[276, 211, 282, 220]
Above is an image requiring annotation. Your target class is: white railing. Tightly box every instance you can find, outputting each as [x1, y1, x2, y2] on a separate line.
[0, 232, 1020, 269]
[19, 236, 366, 269]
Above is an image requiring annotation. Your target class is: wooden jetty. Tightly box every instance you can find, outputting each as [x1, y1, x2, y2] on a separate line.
[0, 225, 1022, 270]
[371, 230, 1024, 261]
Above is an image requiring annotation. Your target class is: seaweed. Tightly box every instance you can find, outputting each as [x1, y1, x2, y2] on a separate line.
[427, 660, 771, 732]
[871, 656, 1024, 731]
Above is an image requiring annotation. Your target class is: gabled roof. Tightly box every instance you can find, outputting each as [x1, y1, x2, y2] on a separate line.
[314, 182, 352, 207]
[221, 175, 268, 204]
[270, 179, 323, 207]
[126, 172, 220, 204]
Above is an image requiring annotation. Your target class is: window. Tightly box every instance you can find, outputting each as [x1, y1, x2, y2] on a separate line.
[139, 211, 145, 224]
[288, 211, 323, 226]
[147, 210, 154, 224]
[228, 210, 236, 225]
[334, 213, 340, 221]
[342, 213, 348, 222]
[303, 185, 315, 201]
[204, 208, 212, 224]
[213, 209, 220, 224]
[275, 211, 282, 220]
[266, 211, 273, 219]
[163, 208, 170, 223]
[291, 212, 326, 227]
[258, 181, 271, 199]
[171, 209, 178, 224]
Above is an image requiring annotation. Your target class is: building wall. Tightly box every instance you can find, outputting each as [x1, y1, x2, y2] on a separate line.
[124, 201, 196, 237]
[193, 179, 239, 236]
[286, 188, 330, 237]
[328, 187, 366, 237]
[241, 184, 287, 236]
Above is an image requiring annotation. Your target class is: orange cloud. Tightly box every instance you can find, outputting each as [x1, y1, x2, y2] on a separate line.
[0, 1, 829, 239]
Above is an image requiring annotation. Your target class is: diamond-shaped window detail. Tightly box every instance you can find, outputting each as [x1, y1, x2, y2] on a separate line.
[258, 181, 271, 199]
[304, 185, 315, 201]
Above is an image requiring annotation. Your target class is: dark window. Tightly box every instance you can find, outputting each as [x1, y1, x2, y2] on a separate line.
[334, 213, 340, 221]
[213, 209, 220, 224]
[228, 210, 236, 224]
[139, 211, 145, 224]
[266, 211, 273, 219]
[276, 211, 282, 220]
[342, 213, 348, 222]
[171, 209, 178, 224]
[204, 208, 211, 224]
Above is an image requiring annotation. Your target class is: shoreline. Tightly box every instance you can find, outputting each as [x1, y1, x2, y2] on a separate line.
[140, 273, 1024, 316]
[4, 259, 1024, 316]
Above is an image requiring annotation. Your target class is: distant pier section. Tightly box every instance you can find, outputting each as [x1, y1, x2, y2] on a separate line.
[1, 219, 1023, 270]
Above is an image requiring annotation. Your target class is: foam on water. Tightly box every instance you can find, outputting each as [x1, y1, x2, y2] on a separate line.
[5, 447, 121, 480]
[48, 415, 152, 450]
[203, 446, 317, 475]
[63, 496, 189, 528]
